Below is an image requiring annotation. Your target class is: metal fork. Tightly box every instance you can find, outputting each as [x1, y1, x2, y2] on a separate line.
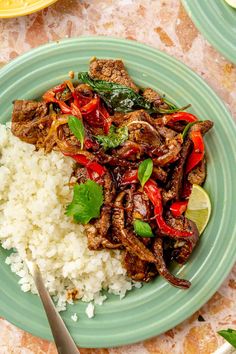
[25, 258, 80, 354]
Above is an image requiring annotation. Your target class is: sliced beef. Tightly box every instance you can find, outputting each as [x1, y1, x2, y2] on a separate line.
[121, 109, 153, 126]
[132, 189, 152, 246]
[153, 238, 191, 289]
[85, 171, 121, 250]
[111, 112, 127, 127]
[155, 125, 177, 140]
[128, 120, 162, 148]
[165, 212, 199, 264]
[152, 137, 182, 167]
[152, 166, 168, 183]
[113, 191, 157, 263]
[123, 251, 156, 282]
[191, 120, 214, 135]
[96, 149, 138, 168]
[188, 158, 206, 185]
[162, 138, 191, 203]
[132, 190, 151, 221]
[72, 166, 88, 184]
[89, 58, 139, 92]
[162, 120, 213, 203]
[114, 141, 142, 160]
[142, 87, 169, 110]
[11, 100, 49, 144]
[122, 110, 162, 148]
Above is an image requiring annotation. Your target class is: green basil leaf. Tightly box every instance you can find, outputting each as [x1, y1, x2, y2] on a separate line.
[134, 220, 154, 238]
[218, 329, 236, 349]
[78, 72, 187, 114]
[95, 125, 128, 150]
[138, 158, 153, 187]
[68, 115, 85, 150]
[66, 180, 103, 224]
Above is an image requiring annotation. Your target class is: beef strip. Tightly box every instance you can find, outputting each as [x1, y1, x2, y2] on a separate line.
[153, 238, 191, 289]
[132, 189, 152, 246]
[111, 112, 127, 126]
[165, 212, 199, 264]
[89, 58, 139, 92]
[121, 109, 154, 127]
[114, 141, 142, 160]
[85, 171, 122, 250]
[162, 120, 213, 203]
[11, 100, 50, 144]
[152, 166, 168, 183]
[112, 191, 157, 263]
[142, 87, 169, 110]
[72, 166, 88, 184]
[162, 138, 191, 203]
[123, 251, 156, 282]
[188, 158, 206, 185]
[95, 150, 138, 168]
[128, 120, 162, 149]
[191, 120, 214, 135]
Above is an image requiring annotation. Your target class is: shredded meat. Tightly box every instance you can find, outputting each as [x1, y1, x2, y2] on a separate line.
[89, 58, 139, 92]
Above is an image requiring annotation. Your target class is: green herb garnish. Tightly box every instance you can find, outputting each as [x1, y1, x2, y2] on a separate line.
[78, 72, 187, 114]
[68, 115, 85, 150]
[182, 121, 200, 140]
[138, 158, 153, 187]
[218, 329, 236, 349]
[134, 220, 154, 238]
[95, 125, 128, 150]
[66, 180, 103, 224]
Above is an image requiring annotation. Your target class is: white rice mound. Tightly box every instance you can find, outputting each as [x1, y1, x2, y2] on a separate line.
[0, 124, 138, 312]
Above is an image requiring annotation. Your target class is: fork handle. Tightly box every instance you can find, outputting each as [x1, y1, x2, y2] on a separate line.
[32, 264, 80, 354]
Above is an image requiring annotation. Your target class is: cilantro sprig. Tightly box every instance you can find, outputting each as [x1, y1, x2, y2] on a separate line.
[66, 180, 103, 224]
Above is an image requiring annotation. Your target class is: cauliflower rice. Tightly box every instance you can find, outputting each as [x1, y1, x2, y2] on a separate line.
[0, 124, 137, 313]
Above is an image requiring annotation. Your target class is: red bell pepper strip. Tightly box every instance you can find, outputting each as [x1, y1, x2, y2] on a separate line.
[157, 112, 198, 126]
[185, 130, 204, 174]
[53, 83, 67, 93]
[57, 101, 72, 114]
[144, 179, 192, 238]
[66, 153, 106, 177]
[70, 103, 82, 119]
[99, 104, 112, 135]
[121, 146, 140, 159]
[170, 200, 188, 218]
[84, 138, 99, 150]
[120, 170, 138, 185]
[81, 96, 100, 114]
[42, 91, 57, 103]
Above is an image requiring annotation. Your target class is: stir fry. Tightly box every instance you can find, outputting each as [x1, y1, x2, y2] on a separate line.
[11, 58, 213, 289]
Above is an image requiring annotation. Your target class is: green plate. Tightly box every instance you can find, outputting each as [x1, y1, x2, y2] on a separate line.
[0, 37, 236, 348]
[182, 0, 236, 64]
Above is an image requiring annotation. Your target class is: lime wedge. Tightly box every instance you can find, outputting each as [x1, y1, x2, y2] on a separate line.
[224, 0, 236, 8]
[185, 184, 211, 235]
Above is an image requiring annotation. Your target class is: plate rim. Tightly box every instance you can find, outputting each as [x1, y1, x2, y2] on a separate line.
[181, 0, 236, 64]
[0, 36, 236, 348]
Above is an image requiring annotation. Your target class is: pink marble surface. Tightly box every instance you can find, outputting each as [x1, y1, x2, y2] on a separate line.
[0, 1, 235, 353]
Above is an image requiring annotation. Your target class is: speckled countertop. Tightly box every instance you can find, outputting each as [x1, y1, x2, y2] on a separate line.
[0, 1, 235, 353]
